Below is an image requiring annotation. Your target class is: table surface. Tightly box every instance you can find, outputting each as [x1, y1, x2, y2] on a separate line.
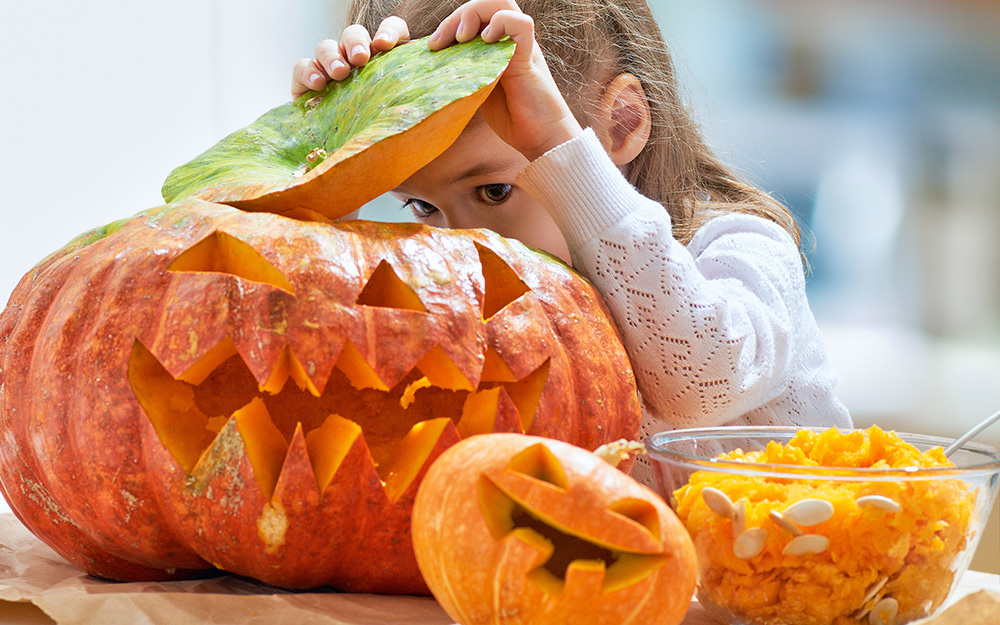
[2, 513, 997, 625]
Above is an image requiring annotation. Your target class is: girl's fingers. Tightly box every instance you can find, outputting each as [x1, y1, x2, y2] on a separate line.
[372, 16, 410, 52]
[339, 24, 374, 67]
[314, 38, 352, 81]
[292, 57, 328, 98]
[429, 0, 520, 49]
[480, 10, 535, 64]
[291, 18, 412, 99]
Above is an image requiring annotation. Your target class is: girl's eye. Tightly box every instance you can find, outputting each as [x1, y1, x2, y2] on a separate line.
[477, 183, 512, 204]
[403, 199, 438, 220]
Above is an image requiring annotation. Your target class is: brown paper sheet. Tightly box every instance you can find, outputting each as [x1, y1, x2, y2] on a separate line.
[3, 512, 996, 625]
[0, 514, 454, 625]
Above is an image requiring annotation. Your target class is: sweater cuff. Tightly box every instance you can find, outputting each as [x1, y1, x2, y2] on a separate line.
[515, 128, 644, 252]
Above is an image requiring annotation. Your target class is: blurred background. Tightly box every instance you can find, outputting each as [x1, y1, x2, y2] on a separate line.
[1, 0, 998, 571]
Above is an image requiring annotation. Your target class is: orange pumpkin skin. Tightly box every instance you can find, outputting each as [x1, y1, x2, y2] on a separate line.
[0, 201, 641, 592]
[412, 433, 697, 625]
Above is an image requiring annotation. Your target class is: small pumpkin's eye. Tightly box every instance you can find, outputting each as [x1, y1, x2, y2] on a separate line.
[478, 184, 512, 205]
[403, 199, 438, 220]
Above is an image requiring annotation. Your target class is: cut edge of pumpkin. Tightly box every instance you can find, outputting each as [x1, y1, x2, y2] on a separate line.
[380, 417, 455, 503]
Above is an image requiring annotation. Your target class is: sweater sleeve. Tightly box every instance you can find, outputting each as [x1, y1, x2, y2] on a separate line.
[516, 129, 813, 428]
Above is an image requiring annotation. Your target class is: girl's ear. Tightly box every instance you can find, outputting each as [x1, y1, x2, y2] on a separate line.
[593, 73, 652, 166]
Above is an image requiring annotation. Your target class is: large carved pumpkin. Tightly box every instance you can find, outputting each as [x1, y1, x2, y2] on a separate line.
[0, 38, 642, 593]
[0, 201, 641, 592]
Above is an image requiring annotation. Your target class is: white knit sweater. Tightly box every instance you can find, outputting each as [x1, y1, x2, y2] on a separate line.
[516, 129, 852, 484]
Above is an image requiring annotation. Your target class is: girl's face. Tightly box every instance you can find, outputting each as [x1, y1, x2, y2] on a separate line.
[390, 114, 572, 263]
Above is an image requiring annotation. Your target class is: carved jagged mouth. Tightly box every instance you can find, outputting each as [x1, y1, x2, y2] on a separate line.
[129, 229, 550, 504]
[130, 339, 549, 503]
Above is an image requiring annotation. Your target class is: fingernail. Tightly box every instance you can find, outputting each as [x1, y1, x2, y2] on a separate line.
[330, 60, 346, 74]
[429, 30, 441, 43]
[374, 32, 390, 43]
[481, 25, 491, 39]
[308, 73, 322, 84]
[350, 44, 367, 58]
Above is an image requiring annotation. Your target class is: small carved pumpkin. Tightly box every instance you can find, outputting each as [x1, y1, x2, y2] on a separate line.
[412, 433, 697, 624]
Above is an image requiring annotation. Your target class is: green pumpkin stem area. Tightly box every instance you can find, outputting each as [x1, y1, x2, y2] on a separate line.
[161, 36, 514, 223]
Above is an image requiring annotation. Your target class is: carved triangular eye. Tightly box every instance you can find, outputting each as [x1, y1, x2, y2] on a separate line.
[477, 243, 529, 319]
[356, 260, 428, 312]
[506, 443, 569, 489]
[608, 499, 662, 542]
[168, 230, 295, 293]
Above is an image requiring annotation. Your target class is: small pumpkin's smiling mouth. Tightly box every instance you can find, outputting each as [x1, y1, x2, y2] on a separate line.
[476, 443, 672, 594]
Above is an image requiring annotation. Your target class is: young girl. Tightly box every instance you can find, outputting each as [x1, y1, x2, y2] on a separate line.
[293, 0, 852, 483]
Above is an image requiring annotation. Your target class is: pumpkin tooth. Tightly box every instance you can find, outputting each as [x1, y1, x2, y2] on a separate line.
[380, 417, 460, 502]
[304, 415, 363, 494]
[233, 398, 289, 499]
[175, 337, 240, 385]
[416, 345, 475, 391]
[334, 339, 389, 391]
[502, 358, 550, 433]
[480, 345, 518, 383]
[261, 345, 321, 397]
[456, 387, 504, 437]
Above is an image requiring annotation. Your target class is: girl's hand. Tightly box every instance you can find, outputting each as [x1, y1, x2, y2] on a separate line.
[430, 0, 583, 161]
[291, 17, 410, 98]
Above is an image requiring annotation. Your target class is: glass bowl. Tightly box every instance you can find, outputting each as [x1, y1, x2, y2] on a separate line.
[646, 426, 1000, 625]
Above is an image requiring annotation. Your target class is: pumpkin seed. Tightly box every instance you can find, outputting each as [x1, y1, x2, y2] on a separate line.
[856, 495, 902, 513]
[781, 533, 829, 555]
[862, 576, 889, 606]
[869, 597, 898, 625]
[733, 527, 768, 559]
[854, 576, 889, 619]
[769, 510, 803, 536]
[732, 499, 746, 537]
[702, 487, 736, 518]
[782, 498, 834, 526]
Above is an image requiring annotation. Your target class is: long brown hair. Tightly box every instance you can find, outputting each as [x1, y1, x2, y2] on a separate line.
[345, 0, 801, 248]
